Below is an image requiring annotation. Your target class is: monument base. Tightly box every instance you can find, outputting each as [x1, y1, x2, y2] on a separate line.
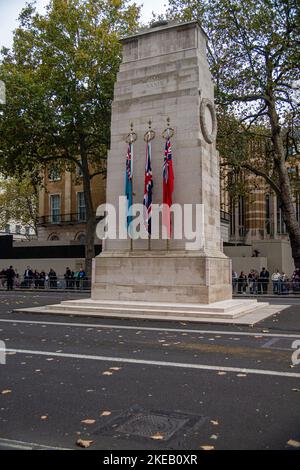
[92, 251, 232, 304]
[16, 298, 278, 325]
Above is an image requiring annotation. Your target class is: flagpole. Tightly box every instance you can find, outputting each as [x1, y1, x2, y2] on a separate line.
[144, 120, 155, 252]
[162, 117, 174, 252]
[130, 138, 133, 252]
[125, 123, 137, 252]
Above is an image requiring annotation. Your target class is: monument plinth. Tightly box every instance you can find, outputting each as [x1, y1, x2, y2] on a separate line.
[93, 20, 232, 304]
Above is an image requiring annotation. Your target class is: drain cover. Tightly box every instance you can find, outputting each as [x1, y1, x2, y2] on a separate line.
[116, 412, 189, 440]
[93, 406, 206, 443]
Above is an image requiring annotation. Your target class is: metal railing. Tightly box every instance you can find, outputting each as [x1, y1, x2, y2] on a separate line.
[220, 211, 230, 223]
[0, 276, 91, 291]
[232, 278, 300, 296]
[38, 213, 86, 225]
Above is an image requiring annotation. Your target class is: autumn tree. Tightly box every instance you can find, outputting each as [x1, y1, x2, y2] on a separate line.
[0, 0, 140, 275]
[167, 0, 300, 267]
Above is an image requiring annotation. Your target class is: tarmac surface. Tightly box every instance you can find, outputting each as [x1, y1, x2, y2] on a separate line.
[0, 291, 299, 450]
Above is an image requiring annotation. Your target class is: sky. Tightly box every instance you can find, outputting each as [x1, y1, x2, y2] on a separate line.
[0, 0, 169, 49]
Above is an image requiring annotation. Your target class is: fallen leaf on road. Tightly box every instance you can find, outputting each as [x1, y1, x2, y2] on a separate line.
[40, 415, 48, 420]
[102, 371, 113, 376]
[81, 419, 96, 425]
[151, 432, 165, 440]
[210, 420, 219, 426]
[100, 411, 111, 417]
[210, 434, 218, 440]
[1, 390, 12, 395]
[217, 371, 226, 376]
[109, 367, 121, 371]
[237, 374, 247, 377]
[292, 388, 300, 392]
[200, 445, 215, 450]
[287, 439, 300, 448]
[76, 439, 94, 448]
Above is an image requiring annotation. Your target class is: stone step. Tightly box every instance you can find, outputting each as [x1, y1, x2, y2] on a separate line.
[58, 298, 261, 315]
[15, 302, 275, 326]
[44, 300, 264, 319]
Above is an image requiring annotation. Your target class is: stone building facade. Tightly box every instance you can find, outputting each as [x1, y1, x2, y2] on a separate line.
[37, 166, 106, 243]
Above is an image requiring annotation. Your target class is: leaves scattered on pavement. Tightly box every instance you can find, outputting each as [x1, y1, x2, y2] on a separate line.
[81, 419, 96, 425]
[287, 439, 300, 448]
[151, 432, 165, 440]
[76, 438, 94, 448]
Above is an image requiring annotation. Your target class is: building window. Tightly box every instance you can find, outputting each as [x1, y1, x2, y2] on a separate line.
[230, 199, 236, 237]
[48, 166, 61, 181]
[265, 194, 271, 235]
[277, 198, 287, 234]
[238, 195, 245, 237]
[15, 225, 21, 235]
[77, 192, 86, 222]
[296, 193, 300, 222]
[5, 224, 10, 234]
[50, 194, 61, 223]
[75, 232, 86, 243]
[76, 162, 83, 177]
[48, 233, 60, 241]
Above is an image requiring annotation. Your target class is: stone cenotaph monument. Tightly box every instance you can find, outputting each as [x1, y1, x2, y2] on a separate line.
[24, 21, 270, 323]
[93, 20, 231, 304]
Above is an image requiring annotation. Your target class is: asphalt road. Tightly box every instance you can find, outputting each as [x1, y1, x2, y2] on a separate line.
[0, 291, 299, 450]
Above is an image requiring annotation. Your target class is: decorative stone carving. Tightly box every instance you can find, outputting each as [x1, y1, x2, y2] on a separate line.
[200, 98, 217, 144]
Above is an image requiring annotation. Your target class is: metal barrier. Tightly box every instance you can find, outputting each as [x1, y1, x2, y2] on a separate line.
[0, 276, 91, 291]
[232, 278, 300, 296]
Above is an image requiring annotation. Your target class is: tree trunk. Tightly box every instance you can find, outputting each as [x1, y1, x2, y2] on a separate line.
[268, 97, 300, 269]
[80, 137, 96, 278]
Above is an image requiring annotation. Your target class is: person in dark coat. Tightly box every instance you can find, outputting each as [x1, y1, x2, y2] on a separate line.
[259, 267, 270, 294]
[24, 266, 34, 288]
[6, 266, 16, 291]
[238, 271, 247, 294]
[48, 268, 57, 289]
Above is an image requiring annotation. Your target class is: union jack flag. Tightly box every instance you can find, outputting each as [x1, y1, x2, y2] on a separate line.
[143, 141, 153, 235]
[163, 135, 174, 237]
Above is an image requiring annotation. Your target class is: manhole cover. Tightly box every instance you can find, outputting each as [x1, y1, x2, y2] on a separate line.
[116, 412, 189, 440]
[93, 406, 207, 443]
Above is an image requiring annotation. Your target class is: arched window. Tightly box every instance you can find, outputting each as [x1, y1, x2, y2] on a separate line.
[75, 232, 86, 243]
[48, 233, 59, 241]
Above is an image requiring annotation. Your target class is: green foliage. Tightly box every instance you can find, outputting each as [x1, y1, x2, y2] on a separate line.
[167, 0, 299, 124]
[0, 174, 39, 236]
[0, 0, 140, 177]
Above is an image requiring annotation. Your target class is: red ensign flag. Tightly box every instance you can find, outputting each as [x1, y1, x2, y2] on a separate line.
[162, 135, 174, 238]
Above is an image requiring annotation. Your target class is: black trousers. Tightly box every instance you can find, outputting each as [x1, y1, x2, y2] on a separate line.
[7, 279, 14, 290]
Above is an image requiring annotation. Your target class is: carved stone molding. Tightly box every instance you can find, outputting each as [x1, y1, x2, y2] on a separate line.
[200, 98, 217, 144]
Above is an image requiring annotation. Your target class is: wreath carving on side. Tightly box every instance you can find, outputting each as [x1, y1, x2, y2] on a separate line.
[200, 98, 217, 144]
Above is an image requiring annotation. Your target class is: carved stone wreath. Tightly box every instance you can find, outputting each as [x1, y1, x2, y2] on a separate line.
[200, 98, 217, 144]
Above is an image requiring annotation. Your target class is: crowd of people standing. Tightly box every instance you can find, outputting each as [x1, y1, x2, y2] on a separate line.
[0, 266, 88, 290]
[232, 267, 300, 295]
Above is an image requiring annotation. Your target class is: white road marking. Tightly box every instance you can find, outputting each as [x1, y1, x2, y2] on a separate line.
[0, 318, 300, 339]
[261, 338, 282, 348]
[1, 347, 300, 378]
[0, 437, 70, 450]
[261, 337, 292, 351]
